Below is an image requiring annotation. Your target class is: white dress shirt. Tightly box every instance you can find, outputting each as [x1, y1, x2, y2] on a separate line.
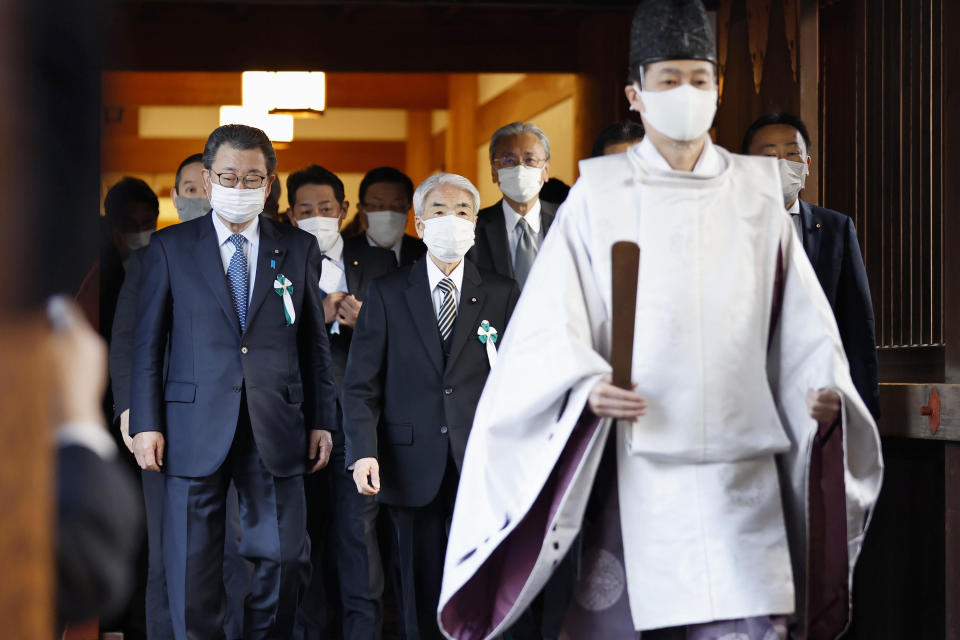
[502, 198, 543, 266]
[788, 197, 803, 239]
[212, 212, 259, 304]
[426, 256, 464, 320]
[366, 231, 403, 265]
[318, 234, 348, 295]
[57, 420, 117, 459]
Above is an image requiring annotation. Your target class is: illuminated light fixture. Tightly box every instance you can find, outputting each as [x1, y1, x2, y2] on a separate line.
[242, 71, 326, 117]
[219, 105, 294, 142]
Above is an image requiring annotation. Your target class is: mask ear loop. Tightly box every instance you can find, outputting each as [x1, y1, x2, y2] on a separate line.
[629, 65, 644, 112]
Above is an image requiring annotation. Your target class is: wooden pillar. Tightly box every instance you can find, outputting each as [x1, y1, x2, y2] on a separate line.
[445, 74, 478, 184]
[405, 109, 433, 235]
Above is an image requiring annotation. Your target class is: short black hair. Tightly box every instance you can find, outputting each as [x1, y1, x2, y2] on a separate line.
[358, 167, 413, 205]
[286, 164, 344, 208]
[174, 153, 204, 194]
[591, 121, 646, 157]
[104, 177, 159, 228]
[539, 177, 571, 205]
[202, 124, 277, 175]
[741, 112, 811, 154]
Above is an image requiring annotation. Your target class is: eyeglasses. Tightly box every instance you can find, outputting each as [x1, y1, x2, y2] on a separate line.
[211, 171, 268, 189]
[494, 155, 547, 169]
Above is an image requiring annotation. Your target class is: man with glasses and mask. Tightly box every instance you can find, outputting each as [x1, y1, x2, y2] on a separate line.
[438, 1, 882, 639]
[348, 166, 426, 268]
[743, 112, 880, 419]
[130, 124, 338, 640]
[469, 121, 557, 289]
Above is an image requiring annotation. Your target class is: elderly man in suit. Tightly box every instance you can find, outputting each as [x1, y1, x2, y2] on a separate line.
[343, 173, 520, 640]
[130, 124, 338, 640]
[286, 164, 397, 640]
[469, 121, 557, 288]
[744, 112, 880, 417]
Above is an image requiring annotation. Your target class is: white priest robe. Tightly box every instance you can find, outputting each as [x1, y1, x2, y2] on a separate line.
[437, 138, 884, 639]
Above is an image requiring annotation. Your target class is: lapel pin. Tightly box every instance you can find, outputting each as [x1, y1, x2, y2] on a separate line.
[270, 259, 276, 269]
[353, 260, 359, 266]
[815, 223, 822, 229]
[274, 248, 281, 254]
[471, 297, 478, 304]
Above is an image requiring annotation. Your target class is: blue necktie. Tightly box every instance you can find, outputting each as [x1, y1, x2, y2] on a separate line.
[227, 234, 249, 331]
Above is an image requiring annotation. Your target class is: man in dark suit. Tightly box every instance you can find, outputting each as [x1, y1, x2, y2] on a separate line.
[347, 166, 426, 268]
[744, 112, 880, 417]
[130, 124, 338, 640]
[286, 164, 397, 640]
[469, 121, 558, 288]
[111, 153, 249, 640]
[343, 173, 520, 640]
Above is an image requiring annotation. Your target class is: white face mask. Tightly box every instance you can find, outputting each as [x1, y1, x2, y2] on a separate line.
[176, 195, 210, 223]
[778, 158, 810, 206]
[421, 215, 475, 263]
[634, 83, 718, 142]
[365, 210, 408, 248]
[497, 165, 543, 204]
[121, 230, 153, 252]
[210, 182, 266, 224]
[297, 215, 341, 253]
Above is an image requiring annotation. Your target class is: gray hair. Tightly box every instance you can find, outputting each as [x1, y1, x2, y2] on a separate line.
[413, 173, 481, 218]
[488, 121, 551, 164]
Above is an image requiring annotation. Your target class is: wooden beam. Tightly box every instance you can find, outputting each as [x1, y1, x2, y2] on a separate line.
[445, 74, 478, 182]
[101, 137, 404, 175]
[405, 109, 433, 189]
[102, 72, 449, 109]
[474, 74, 576, 145]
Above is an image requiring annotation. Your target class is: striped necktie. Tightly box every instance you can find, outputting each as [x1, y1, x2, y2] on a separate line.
[436, 277, 457, 342]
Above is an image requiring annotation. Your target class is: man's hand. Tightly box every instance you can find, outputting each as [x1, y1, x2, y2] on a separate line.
[352, 457, 380, 496]
[308, 429, 333, 473]
[322, 291, 347, 324]
[133, 431, 165, 472]
[336, 295, 363, 328]
[119, 409, 134, 453]
[46, 296, 108, 427]
[588, 374, 648, 419]
[807, 388, 841, 425]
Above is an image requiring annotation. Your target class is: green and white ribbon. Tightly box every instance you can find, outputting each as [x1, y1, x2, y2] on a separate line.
[477, 320, 499, 368]
[274, 274, 296, 326]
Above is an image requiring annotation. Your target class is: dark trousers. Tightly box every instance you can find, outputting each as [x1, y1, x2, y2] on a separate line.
[144, 470, 249, 640]
[162, 403, 310, 640]
[296, 431, 385, 640]
[389, 456, 459, 640]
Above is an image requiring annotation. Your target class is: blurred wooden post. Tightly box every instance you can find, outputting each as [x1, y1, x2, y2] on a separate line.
[445, 74, 478, 183]
[405, 109, 433, 235]
[0, 320, 53, 638]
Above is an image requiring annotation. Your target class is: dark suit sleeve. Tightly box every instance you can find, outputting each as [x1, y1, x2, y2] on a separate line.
[108, 249, 143, 423]
[504, 281, 521, 326]
[341, 278, 388, 467]
[300, 240, 338, 432]
[129, 238, 172, 435]
[834, 217, 881, 417]
[57, 445, 143, 626]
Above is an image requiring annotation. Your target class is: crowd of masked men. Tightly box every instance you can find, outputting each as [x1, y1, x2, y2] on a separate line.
[66, 109, 878, 640]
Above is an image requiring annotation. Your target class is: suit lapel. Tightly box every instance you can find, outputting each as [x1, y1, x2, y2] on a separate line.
[540, 200, 557, 236]
[485, 201, 514, 277]
[799, 201, 822, 266]
[404, 260, 445, 377]
[445, 261, 485, 373]
[195, 216, 241, 335]
[245, 216, 287, 332]
[343, 243, 363, 297]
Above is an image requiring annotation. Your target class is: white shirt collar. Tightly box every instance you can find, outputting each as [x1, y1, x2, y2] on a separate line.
[788, 198, 801, 215]
[324, 233, 345, 264]
[631, 135, 724, 177]
[212, 211, 260, 247]
[502, 198, 542, 234]
[426, 254, 465, 295]
[366, 231, 403, 262]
